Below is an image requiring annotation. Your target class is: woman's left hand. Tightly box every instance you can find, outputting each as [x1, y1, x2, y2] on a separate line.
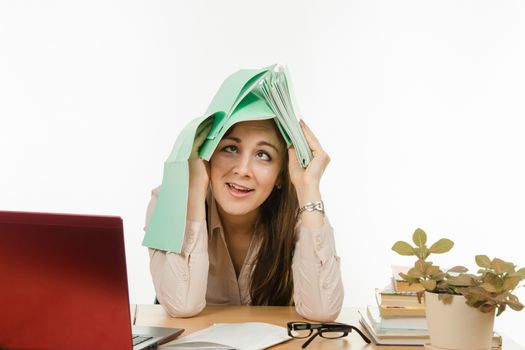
[288, 120, 330, 204]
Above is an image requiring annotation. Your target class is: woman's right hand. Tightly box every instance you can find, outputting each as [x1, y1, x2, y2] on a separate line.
[188, 121, 212, 206]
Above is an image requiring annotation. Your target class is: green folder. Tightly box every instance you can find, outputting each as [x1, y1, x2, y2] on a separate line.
[143, 64, 312, 253]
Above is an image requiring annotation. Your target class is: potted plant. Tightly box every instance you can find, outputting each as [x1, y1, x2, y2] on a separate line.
[392, 228, 525, 350]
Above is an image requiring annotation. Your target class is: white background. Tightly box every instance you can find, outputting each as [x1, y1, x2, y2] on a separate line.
[2, 0, 525, 346]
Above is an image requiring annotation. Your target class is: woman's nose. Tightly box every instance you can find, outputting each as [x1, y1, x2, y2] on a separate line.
[232, 155, 253, 177]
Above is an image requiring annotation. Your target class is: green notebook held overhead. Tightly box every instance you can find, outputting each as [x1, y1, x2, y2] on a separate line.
[143, 64, 313, 253]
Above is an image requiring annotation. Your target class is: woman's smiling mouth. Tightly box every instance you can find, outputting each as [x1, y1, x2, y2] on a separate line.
[226, 183, 254, 197]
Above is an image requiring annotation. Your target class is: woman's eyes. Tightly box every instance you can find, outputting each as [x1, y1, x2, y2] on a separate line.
[222, 145, 238, 153]
[256, 151, 271, 161]
[220, 145, 272, 161]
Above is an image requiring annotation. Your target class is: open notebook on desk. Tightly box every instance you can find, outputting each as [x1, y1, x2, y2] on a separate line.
[159, 322, 292, 350]
[0, 210, 183, 350]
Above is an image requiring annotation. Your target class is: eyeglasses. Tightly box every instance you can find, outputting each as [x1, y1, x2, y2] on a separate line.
[287, 321, 371, 348]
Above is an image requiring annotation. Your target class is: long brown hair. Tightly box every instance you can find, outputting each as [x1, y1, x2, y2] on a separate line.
[249, 137, 299, 306]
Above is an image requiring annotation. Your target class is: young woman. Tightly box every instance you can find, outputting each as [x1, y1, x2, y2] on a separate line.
[146, 118, 343, 321]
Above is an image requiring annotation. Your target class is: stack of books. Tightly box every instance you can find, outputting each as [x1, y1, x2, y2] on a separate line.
[376, 287, 425, 317]
[358, 306, 502, 348]
[359, 305, 428, 346]
[377, 265, 426, 318]
[358, 266, 502, 348]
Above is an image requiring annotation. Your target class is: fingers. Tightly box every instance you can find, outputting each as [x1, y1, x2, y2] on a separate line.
[300, 119, 330, 166]
[192, 122, 212, 154]
[300, 119, 322, 154]
[288, 146, 300, 170]
[195, 123, 211, 145]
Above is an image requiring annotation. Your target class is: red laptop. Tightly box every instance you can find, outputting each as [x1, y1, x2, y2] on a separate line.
[0, 210, 183, 350]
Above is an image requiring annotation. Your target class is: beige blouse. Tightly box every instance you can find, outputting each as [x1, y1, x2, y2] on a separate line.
[147, 187, 344, 322]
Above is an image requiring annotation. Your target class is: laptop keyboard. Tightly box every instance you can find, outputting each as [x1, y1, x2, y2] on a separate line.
[132, 334, 153, 346]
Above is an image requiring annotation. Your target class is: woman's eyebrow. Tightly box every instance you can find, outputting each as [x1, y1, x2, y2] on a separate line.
[222, 136, 279, 153]
[257, 141, 280, 153]
[222, 136, 241, 143]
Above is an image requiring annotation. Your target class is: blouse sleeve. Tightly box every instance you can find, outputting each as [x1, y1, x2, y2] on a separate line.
[292, 217, 344, 322]
[146, 187, 209, 318]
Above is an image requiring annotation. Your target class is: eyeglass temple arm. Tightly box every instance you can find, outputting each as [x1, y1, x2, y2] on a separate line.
[350, 326, 372, 343]
[301, 330, 322, 349]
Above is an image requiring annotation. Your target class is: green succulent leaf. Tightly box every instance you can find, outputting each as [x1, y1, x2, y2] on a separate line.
[466, 286, 492, 299]
[494, 291, 510, 302]
[399, 272, 420, 284]
[429, 238, 454, 254]
[436, 281, 449, 289]
[507, 299, 524, 311]
[416, 247, 431, 260]
[448, 274, 474, 287]
[427, 265, 441, 275]
[407, 267, 424, 278]
[415, 259, 427, 274]
[502, 261, 516, 273]
[503, 277, 521, 291]
[496, 305, 505, 316]
[475, 255, 491, 269]
[465, 296, 480, 307]
[448, 265, 469, 273]
[421, 279, 436, 291]
[431, 271, 446, 280]
[484, 271, 498, 280]
[516, 268, 525, 278]
[491, 258, 505, 274]
[412, 228, 427, 248]
[480, 282, 497, 293]
[490, 258, 515, 274]
[392, 241, 415, 256]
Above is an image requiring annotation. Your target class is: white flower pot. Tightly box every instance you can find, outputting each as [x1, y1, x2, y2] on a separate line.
[425, 291, 495, 350]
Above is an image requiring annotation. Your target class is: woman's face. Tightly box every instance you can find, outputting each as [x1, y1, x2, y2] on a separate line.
[210, 120, 285, 219]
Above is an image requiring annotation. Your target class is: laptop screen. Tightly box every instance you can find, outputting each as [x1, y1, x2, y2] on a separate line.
[0, 211, 139, 350]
